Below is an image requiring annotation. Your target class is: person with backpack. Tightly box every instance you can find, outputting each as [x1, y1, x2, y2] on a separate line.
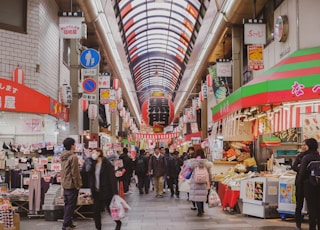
[297, 138, 320, 230]
[189, 148, 213, 217]
[135, 149, 149, 194]
[292, 139, 308, 230]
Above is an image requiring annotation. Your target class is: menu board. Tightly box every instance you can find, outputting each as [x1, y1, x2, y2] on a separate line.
[302, 114, 320, 141]
[245, 181, 264, 201]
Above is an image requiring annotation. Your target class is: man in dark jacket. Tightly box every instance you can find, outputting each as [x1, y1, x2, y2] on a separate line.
[297, 138, 320, 230]
[135, 149, 149, 194]
[167, 151, 183, 198]
[148, 147, 167, 198]
[60, 137, 82, 230]
[85, 148, 120, 230]
[119, 147, 133, 193]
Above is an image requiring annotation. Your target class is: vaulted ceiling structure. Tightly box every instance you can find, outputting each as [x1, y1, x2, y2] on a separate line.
[113, 0, 210, 106]
[55, 0, 268, 128]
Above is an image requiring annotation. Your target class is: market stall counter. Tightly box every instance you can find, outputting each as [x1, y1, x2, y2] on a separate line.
[240, 176, 279, 218]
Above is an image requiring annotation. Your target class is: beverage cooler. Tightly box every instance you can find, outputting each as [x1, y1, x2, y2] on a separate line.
[240, 177, 279, 218]
[277, 175, 307, 220]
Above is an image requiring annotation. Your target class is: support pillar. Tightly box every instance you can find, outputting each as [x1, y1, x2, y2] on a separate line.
[69, 39, 83, 139]
[232, 26, 243, 91]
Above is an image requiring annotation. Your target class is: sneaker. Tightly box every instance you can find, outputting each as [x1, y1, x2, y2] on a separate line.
[191, 207, 197, 210]
[158, 195, 163, 198]
[70, 223, 77, 228]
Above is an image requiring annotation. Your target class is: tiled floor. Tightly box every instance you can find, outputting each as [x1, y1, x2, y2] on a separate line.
[19, 184, 306, 230]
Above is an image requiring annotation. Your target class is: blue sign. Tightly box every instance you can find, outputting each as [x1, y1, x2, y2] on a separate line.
[82, 78, 97, 93]
[80, 48, 100, 68]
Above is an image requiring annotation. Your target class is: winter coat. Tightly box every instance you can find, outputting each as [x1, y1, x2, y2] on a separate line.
[135, 155, 149, 175]
[60, 150, 82, 190]
[297, 150, 320, 187]
[119, 153, 134, 177]
[148, 154, 167, 177]
[167, 156, 183, 178]
[85, 157, 118, 208]
[188, 158, 213, 202]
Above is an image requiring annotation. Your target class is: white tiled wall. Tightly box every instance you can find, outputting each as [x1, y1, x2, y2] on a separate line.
[0, 0, 67, 101]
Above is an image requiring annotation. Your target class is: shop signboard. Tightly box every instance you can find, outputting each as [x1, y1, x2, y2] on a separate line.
[248, 45, 264, 71]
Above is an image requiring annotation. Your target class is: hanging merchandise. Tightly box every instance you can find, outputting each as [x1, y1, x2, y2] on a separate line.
[206, 74, 213, 87]
[88, 104, 98, 119]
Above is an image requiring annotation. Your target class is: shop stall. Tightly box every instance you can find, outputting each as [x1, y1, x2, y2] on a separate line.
[277, 175, 307, 220]
[240, 176, 279, 218]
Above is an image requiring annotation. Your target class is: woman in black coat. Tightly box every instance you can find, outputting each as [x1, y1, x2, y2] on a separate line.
[292, 139, 308, 229]
[297, 138, 320, 230]
[85, 148, 121, 230]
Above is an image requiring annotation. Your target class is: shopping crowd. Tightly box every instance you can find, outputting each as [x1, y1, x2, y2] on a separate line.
[59, 137, 215, 230]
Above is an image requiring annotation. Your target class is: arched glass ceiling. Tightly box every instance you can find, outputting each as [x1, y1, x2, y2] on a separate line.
[113, 0, 210, 106]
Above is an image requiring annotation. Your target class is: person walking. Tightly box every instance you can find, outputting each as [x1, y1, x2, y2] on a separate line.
[135, 149, 149, 194]
[189, 148, 213, 217]
[297, 138, 320, 230]
[167, 150, 183, 198]
[292, 139, 308, 230]
[60, 137, 82, 230]
[119, 147, 134, 194]
[85, 148, 121, 230]
[148, 146, 167, 198]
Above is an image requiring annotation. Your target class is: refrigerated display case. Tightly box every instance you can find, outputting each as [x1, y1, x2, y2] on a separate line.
[240, 176, 279, 218]
[277, 175, 307, 220]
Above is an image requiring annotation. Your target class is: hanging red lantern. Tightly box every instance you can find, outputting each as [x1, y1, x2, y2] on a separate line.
[113, 79, 120, 90]
[141, 92, 174, 133]
[206, 74, 213, 87]
[88, 104, 98, 119]
[80, 98, 89, 111]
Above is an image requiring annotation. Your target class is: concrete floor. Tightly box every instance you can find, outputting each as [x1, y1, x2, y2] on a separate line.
[18, 183, 306, 230]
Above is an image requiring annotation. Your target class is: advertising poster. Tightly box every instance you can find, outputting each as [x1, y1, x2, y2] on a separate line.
[248, 45, 264, 71]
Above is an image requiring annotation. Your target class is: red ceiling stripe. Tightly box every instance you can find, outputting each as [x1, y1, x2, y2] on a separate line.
[124, 18, 134, 32]
[186, 3, 198, 19]
[129, 46, 137, 56]
[120, 3, 132, 19]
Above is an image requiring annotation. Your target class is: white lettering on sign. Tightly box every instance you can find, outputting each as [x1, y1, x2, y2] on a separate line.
[4, 96, 16, 109]
[0, 83, 18, 93]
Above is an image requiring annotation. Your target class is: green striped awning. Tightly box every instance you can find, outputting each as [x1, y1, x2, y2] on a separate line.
[212, 46, 320, 121]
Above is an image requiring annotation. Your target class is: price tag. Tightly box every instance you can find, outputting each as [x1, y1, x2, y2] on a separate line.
[31, 173, 39, 180]
[24, 178, 30, 185]
[39, 158, 48, 165]
[51, 163, 62, 172]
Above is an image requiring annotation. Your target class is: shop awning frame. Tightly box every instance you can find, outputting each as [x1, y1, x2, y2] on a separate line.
[212, 46, 320, 122]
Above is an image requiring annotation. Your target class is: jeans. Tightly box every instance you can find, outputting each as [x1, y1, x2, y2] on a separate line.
[63, 188, 78, 228]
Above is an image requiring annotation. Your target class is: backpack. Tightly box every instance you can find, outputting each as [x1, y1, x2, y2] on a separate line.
[136, 157, 145, 174]
[308, 161, 320, 186]
[194, 166, 209, 184]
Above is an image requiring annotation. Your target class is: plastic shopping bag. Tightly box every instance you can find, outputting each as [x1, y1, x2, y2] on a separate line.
[109, 194, 131, 220]
[178, 176, 191, 193]
[208, 186, 221, 208]
[179, 161, 193, 179]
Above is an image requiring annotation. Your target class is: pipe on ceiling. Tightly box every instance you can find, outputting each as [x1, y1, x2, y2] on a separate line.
[77, 0, 141, 127]
[174, 0, 240, 118]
